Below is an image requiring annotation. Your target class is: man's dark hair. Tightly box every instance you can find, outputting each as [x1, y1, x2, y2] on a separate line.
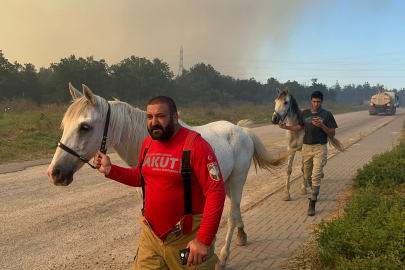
[148, 96, 177, 116]
[311, 91, 323, 101]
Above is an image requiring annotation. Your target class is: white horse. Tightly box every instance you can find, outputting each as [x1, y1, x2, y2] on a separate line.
[47, 83, 292, 270]
[271, 87, 345, 201]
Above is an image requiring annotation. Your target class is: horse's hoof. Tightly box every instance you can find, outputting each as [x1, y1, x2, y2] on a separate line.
[236, 232, 247, 246]
[300, 188, 307, 195]
[282, 194, 291, 201]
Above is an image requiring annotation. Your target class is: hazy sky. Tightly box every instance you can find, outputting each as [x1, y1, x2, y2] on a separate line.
[1, 0, 404, 89]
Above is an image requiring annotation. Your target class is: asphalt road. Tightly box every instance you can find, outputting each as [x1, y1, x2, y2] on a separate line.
[1, 109, 403, 270]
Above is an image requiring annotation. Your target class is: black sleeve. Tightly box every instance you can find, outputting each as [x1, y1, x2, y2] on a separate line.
[325, 112, 338, 128]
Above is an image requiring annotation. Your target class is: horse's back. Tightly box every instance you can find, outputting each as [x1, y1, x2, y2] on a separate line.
[190, 120, 254, 181]
[192, 120, 252, 151]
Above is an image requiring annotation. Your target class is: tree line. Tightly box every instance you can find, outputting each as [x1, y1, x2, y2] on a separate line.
[1, 50, 403, 106]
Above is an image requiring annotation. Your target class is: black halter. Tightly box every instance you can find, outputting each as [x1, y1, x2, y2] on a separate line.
[57, 103, 111, 169]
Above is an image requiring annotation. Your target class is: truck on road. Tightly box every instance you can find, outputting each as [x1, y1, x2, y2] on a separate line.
[369, 86, 399, 115]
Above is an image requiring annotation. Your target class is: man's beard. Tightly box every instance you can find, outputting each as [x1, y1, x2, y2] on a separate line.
[148, 120, 176, 142]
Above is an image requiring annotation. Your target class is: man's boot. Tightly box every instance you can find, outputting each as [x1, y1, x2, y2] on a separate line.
[307, 198, 316, 216]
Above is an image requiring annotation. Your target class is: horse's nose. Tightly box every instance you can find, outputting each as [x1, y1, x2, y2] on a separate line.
[51, 166, 62, 181]
[47, 164, 73, 186]
[271, 115, 279, 125]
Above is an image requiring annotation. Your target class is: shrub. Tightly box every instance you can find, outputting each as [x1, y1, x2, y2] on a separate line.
[315, 185, 405, 268]
[354, 142, 405, 188]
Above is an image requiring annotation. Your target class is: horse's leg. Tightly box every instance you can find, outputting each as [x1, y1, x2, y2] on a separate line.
[135, 187, 143, 198]
[283, 153, 295, 201]
[300, 155, 308, 195]
[234, 178, 247, 247]
[236, 215, 247, 246]
[224, 180, 231, 199]
[217, 174, 247, 270]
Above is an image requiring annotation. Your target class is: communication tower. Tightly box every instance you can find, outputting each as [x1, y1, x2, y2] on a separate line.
[178, 46, 183, 76]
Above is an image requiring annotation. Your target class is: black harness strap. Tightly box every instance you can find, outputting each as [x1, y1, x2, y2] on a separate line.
[181, 130, 200, 234]
[138, 130, 200, 235]
[139, 137, 153, 215]
[181, 149, 192, 216]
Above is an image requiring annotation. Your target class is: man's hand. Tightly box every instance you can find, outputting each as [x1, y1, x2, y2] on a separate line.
[279, 123, 303, 132]
[93, 151, 112, 175]
[186, 238, 210, 266]
[279, 122, 287, 129]
[312, 118, 323, 127]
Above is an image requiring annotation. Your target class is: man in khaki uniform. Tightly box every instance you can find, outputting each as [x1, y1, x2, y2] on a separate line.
[279, 91, 338, 216]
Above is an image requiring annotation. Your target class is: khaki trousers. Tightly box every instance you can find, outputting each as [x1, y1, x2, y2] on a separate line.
[134, 214, 219, 270]
[302, 144, 327, 187]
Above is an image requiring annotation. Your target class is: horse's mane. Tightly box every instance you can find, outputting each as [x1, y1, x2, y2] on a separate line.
[289, 93, 302, 120]
[277, 91, 302, 120]
[61, 96, 148, 164]
[108, 99, 148, 163]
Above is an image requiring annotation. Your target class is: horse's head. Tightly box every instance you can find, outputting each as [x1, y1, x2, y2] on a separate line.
[47, 83, 110, 186]
[272, 87, 292, 124]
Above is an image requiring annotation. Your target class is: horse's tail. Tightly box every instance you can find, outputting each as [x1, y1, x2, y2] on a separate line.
[328, 136, 346, 152]
[237, 120, 294, 172]
[236, 119, 254, 127]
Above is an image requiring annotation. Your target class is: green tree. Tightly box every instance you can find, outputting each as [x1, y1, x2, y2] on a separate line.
[233, 78, 264, 105]
[37, 67, 53, 85]
[47, 55, 110, 103]
[283, 80, 308, 101]
[310, 78, 336, 101]
[0, 50, 20, 101]
[20, 63, 43, 104]
[109, 56, 174, 104]
[265, 77, 282, 101]
[175, 63, 223, 105]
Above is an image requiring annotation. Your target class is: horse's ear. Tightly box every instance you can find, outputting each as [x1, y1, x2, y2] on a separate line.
[69, 82, 83, 100]
[276, 87, 281, 95]
[285, 87, 290, 95]
[82, 84, 96, 106]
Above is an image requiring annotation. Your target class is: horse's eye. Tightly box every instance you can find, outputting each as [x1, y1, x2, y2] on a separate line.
[79, 124, 91, 132]
[284, 101, 288, 105]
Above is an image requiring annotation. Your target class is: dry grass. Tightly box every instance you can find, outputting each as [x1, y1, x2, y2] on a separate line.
[0, 98, 372, 164]
[0, 99, 68, 164]
[178, 100, 276, 126]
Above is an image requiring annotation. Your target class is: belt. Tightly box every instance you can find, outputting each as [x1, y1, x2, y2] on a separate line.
[170, 223, 182, 237]
[143, 217, 184, 240]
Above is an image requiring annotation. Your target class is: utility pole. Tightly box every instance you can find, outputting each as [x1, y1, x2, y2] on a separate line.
[178, 46, 183, 76]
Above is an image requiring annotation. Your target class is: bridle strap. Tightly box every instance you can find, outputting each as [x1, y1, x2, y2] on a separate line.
[57, 103, 111, 169]
[58, 141, 96, 169]
[274, 105, 291, 123]
[99, 104, 111, 154]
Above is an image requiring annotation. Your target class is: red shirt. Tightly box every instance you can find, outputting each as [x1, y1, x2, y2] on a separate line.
[106, 127, 226, 246]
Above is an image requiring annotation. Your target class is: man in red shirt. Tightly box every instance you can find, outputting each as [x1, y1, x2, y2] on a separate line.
[93, 96, 226, 269]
